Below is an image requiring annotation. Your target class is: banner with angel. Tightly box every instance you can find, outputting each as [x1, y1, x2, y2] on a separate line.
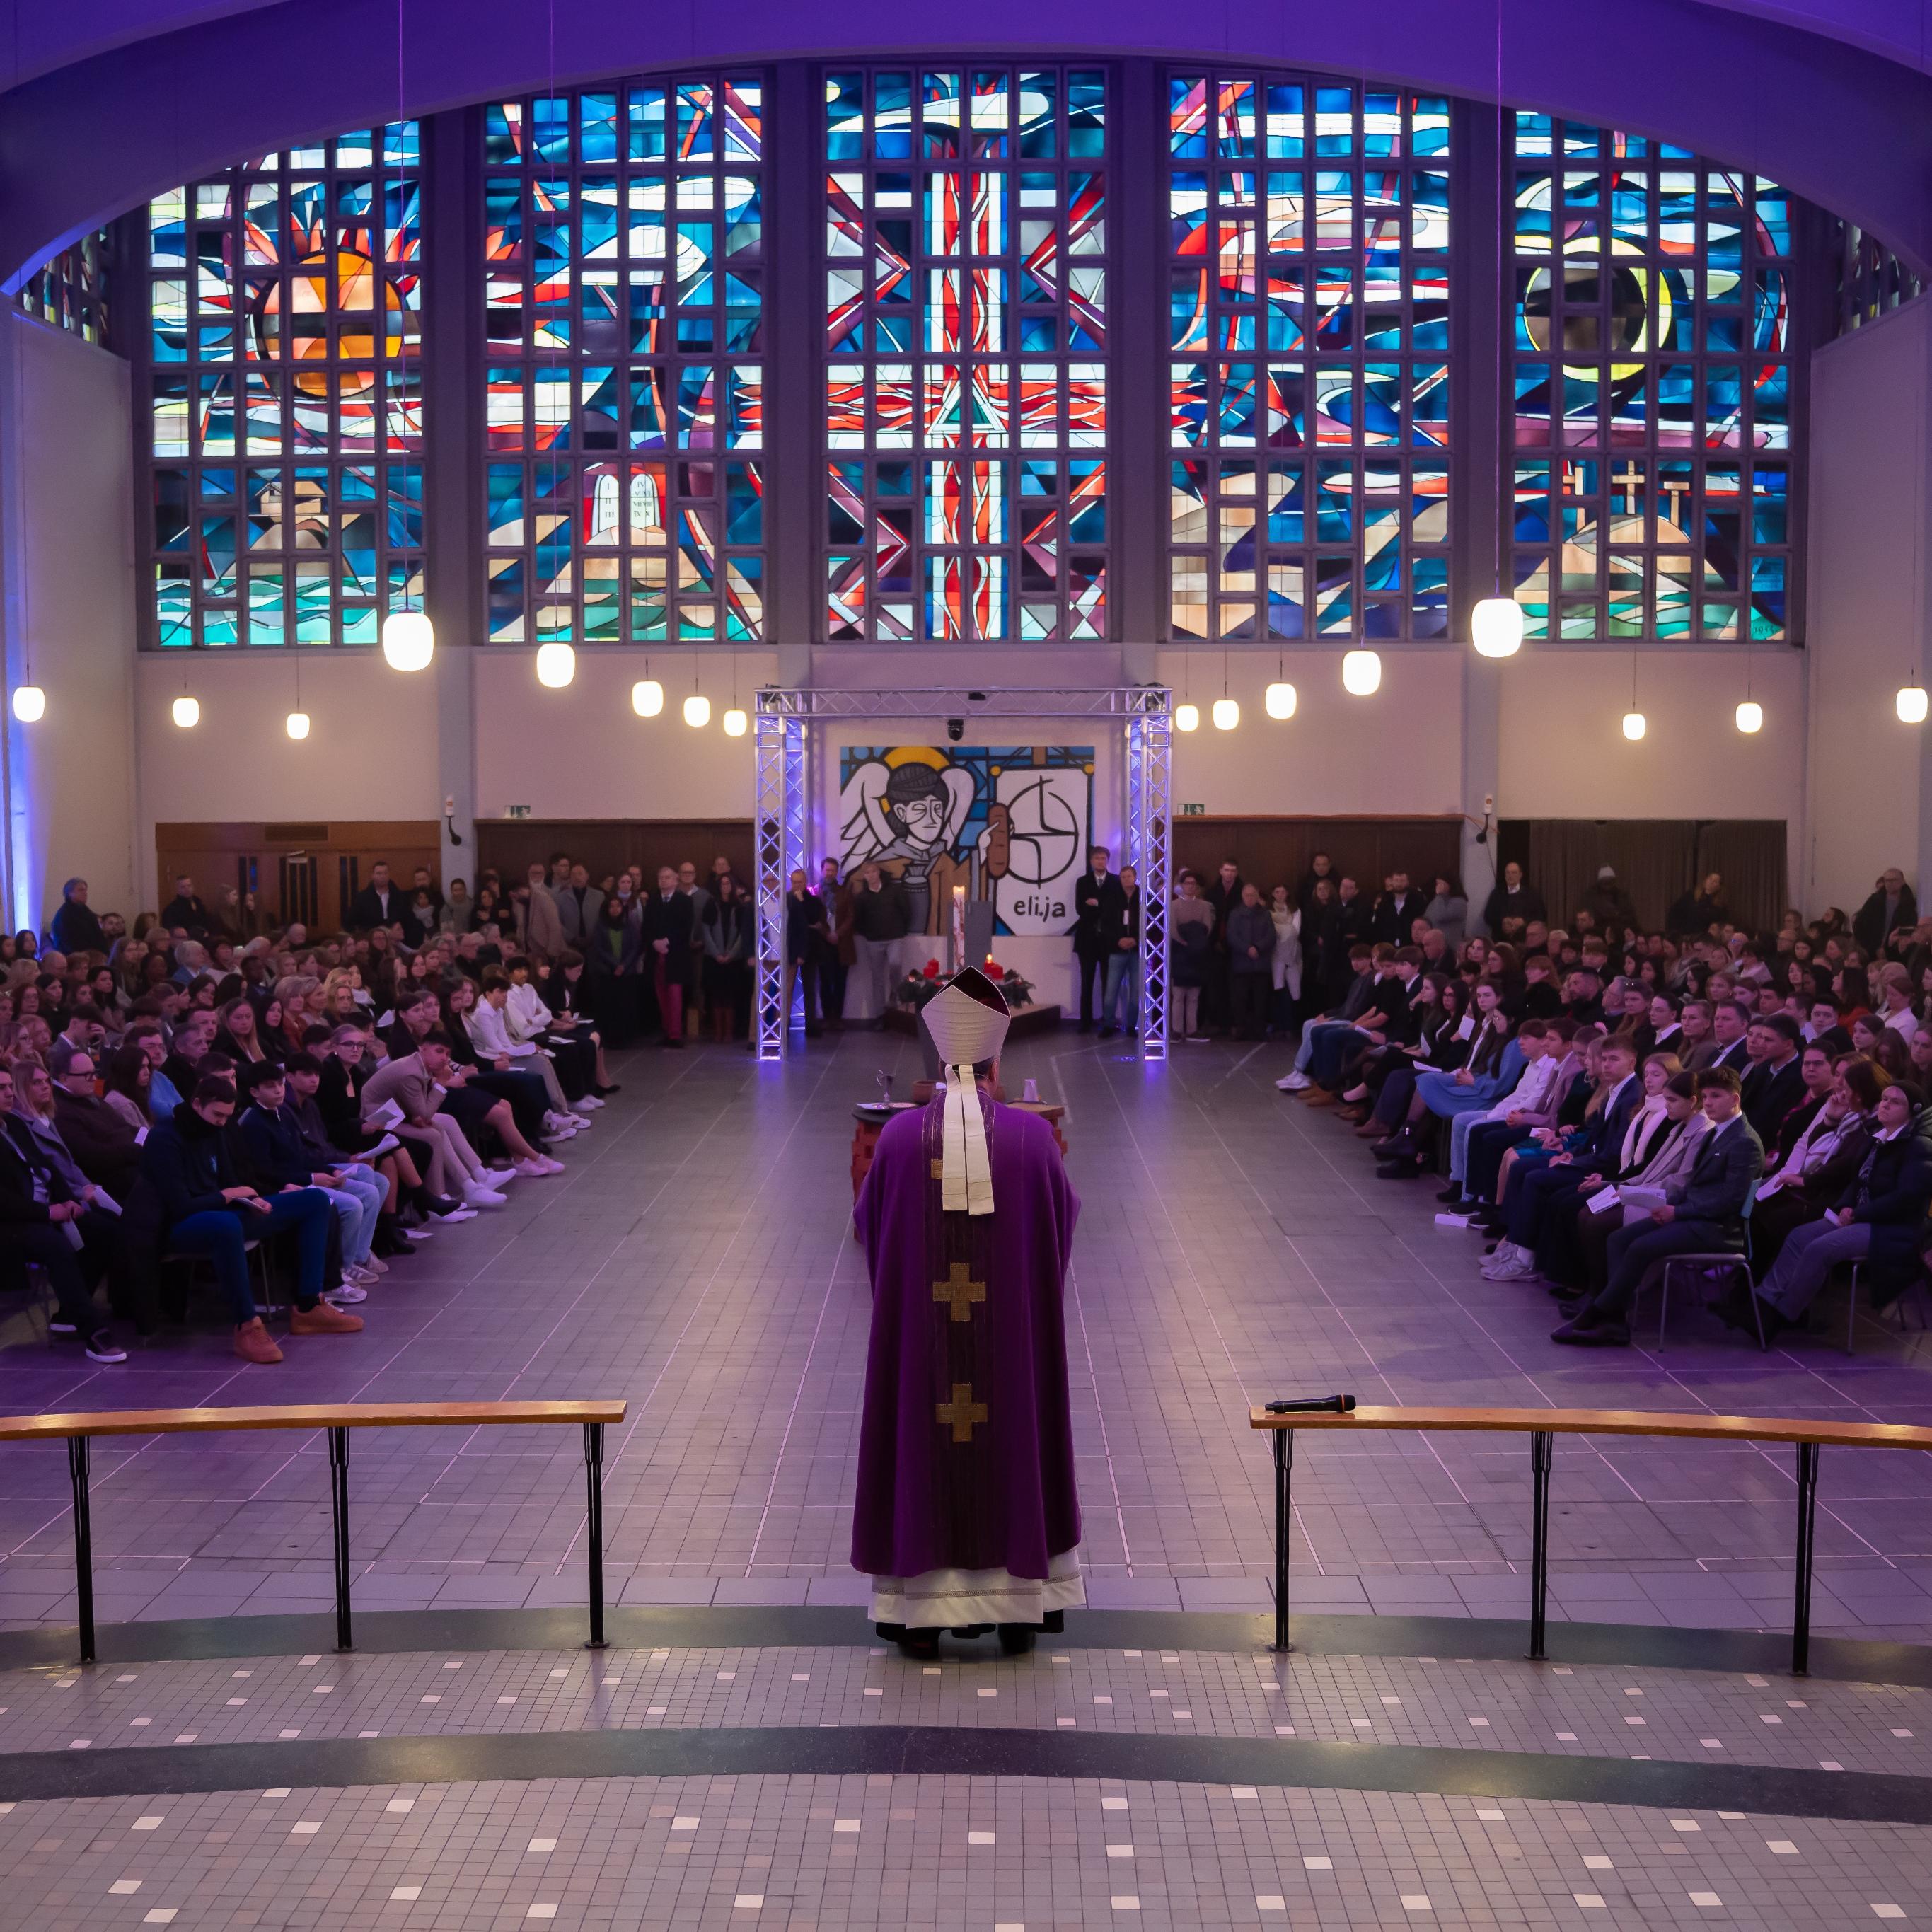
[837, 746, 1097, 939]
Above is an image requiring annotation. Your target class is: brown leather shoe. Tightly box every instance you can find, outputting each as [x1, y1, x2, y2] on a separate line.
[290, 1301, 364, 1336]
[233, 1317, 283, 1365]
[1301, 1088, 1336, 1107]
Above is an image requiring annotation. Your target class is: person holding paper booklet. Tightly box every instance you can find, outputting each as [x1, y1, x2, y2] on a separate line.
[1553, 1066, 1765, 1347]
[1568, 1069, 1710, 1300]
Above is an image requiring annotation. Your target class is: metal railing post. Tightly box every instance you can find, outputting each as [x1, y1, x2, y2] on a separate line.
[1528, 1430, 1554, 1661]
[1271, 1427, 1294, 1653]
[1793, 1440, 1820, 1675]
[68, 1435, 95, 1666]
[583, 1421, 608, 1650]
[328, 1426, 352, 1652]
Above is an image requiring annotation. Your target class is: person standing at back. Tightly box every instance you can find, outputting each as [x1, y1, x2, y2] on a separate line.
[1203, 860, 1244, 1035]
[851, 863, 913, 1026]
[1070, 847, 1123, 1034]
[642, 867, 697, 1047]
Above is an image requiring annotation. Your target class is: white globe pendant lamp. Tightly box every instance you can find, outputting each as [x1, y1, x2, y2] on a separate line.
[1174, 702, 1199, 732]
[536, 641, 575, 688]
[1341, 649, 1382, 696]
[1212, 696, 1239, 730]
[1622, 710, 1648, 741]
[1471, 596, 1524, 658]
[382, 608, 434, 672]
[1900, 685, 1929, 724]
[11, 684, 45, 723]
[632, 678, 664, 717]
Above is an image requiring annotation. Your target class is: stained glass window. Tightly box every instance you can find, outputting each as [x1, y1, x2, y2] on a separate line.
[482, 78, 765, 644]
[1836, 222, 1924, 336]
[146, 127, 422, 648]
[823, 65, 1108, 642]
[1167, 77, 1450, 642]
[1509, 116, 1791, 641]
[18, 231, 111, 346]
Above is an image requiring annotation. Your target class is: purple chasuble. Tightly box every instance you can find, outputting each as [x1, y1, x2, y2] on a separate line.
[850, 1092, 1082, 1583]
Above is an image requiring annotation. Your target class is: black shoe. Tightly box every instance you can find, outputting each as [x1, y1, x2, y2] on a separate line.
[1436, 1185, 1465, 1205]
[84, 1330, 127, 1365]
[1551, 1312, 1630, 1346]
[594, 1084, 621, 1097]
[997, 1624, 1037, 1656]
[1375, 1159, 1422, 1180]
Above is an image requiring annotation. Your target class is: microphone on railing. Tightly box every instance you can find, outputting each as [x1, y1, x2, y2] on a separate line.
[1263, 1394, 1358, 1415]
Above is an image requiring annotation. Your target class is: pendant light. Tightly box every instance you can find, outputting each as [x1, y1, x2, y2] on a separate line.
[1264, 652, 1296, 719]
[172, 655, 198, 728]
[285, 643, 310, 739]
[722, 655, 746, 735]
[1174, 652, 1198, 731]
[1735, 640, 1762, 733]
[1211, 649, 1237, 728]
[1341, 649, 1381, 696]
[1471, 597, 1523, 658]
[1470, 0, 1521, 661]
[683, 661, 710, 727]
[536, 641, 576, 688]
[378, 0, 431, 673]
[1899, 686, 1928, 724]
[1622, 651, 1645, 740]
[632, 674, 664, 717]
[13, 478, 44, 720]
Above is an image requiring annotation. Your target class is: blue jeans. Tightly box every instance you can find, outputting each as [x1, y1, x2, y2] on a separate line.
[316, 1164, 384, 1266]
[168, 1191, 331, 1326]
[1102, 951, 1140, 1030]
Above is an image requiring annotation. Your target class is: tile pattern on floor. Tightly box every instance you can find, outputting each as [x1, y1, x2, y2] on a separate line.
[4, 1774, 1932, 1931]
[4, 1643, 1931, 1778]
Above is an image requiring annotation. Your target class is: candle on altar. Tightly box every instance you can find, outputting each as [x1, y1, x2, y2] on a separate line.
[950, 884, 966, 971]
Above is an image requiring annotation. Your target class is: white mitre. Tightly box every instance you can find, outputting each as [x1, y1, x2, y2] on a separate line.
[920, 966, 1012, 1217]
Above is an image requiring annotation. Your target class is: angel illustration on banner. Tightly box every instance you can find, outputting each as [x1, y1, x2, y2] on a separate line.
[838, 746, 1095, 939]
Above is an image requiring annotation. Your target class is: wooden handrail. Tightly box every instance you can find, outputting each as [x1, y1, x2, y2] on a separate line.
[13, 1400, 627, 1665]
[1249, 1404, 1932, 1452]
[0, 1400, 626, 1445]
[1251, 1399, 1930, 1674]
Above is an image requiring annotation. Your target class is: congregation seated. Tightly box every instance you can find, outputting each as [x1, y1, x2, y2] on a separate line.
[1270, 858, 1932, 1350]
[0, 848, 734, 1363]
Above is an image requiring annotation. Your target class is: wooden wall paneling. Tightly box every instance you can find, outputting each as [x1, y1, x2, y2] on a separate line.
[1172, 818, 1467, 901]
[473, 820, 756, 891]
[154, 822, 440, 931]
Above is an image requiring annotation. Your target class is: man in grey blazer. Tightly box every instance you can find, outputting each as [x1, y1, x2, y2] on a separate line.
[515, 862, 565, 958]
[1552, 1065, 1763, 1347]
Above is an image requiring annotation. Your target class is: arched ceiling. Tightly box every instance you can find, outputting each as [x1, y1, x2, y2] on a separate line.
[2, 0, 1929, 282]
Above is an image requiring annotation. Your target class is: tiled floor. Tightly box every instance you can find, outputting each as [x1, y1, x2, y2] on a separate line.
[3, 1641, 1931, 1775]
[8, 1774, 1932, 1930]
[3, 1034, 1932, 1637]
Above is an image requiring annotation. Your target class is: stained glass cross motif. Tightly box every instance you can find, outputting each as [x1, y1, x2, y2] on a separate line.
[936, 1384, 989, 1442]
[933, 1263, 988, 1322]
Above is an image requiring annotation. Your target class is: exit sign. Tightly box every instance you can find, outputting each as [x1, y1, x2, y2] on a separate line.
[1179, 803, 1206, 816]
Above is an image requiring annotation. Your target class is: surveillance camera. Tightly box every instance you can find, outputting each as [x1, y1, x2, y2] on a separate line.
[947, 717, 965, 742]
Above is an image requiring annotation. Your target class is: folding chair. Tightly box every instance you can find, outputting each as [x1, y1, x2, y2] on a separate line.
[1649, 1184, 1757, 1349]
[159, 1237, 279, 1323]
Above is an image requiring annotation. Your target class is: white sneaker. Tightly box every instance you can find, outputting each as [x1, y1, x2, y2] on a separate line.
[545, 1114, 579, 1137]
[574, 1094, 606, 1110]
[1276, 1071, 1312, 1092]
[432, 1205, 478, 1224]
[516, 1156, 565, 1178]
[1482, 1249, 1535, 1281]
[403, 1227, 434, 1243]
[483, 1168, 519, 1186]
[343, 1263, 380, 1286]
[463, 1186, 508, 1208]
[325, 1283, 368, 1305]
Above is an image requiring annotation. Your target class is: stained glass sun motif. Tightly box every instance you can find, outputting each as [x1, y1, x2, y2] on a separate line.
[146, 125, 423, 648]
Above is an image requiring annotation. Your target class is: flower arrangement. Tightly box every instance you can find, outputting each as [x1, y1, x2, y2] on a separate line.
[984, 959, 1036, 1010]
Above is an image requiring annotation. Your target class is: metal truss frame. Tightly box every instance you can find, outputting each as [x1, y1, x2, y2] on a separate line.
[753, 685, 1172, 1063]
